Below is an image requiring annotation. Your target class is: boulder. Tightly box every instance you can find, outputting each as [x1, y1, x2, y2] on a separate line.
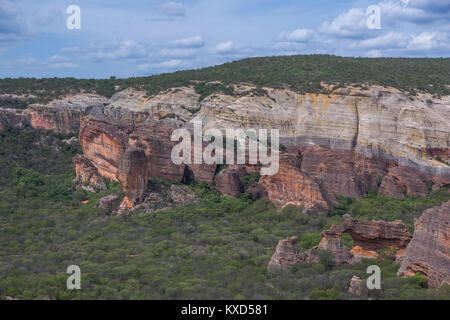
[268, 236, 308, 268]
[348, 275, 362, 295]
[214, 166, 246, 198]
[98, 194, 119, 208]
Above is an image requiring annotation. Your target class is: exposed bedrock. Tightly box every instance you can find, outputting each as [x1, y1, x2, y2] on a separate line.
[398, 201, 450, 288]
[72, 154, 107, 190]
[270, 219, 412, 268]
[268, 236, 314, 268]
[317, 219, 412, 265]
[259, 154, 328, 213]
[8, 84, 448, 210]
[78, 117, 129, 181]
[0, 108, 29, 130]
[26, 94, 108, 134]
[118, 147, 149, 209]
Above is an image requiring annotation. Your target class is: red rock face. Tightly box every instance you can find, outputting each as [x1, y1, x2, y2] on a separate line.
[28, 109, 58, 131]
[379, 166, 430, 199]
[317, 219, 412, 265]
[427, 148, 450, 163]
[269, 219, 412, 268]
[130, 120, 188, 183]
[78, 118, 129, 181]
[118, 147, 149, 209]
[74, 114, 447, 211]
[259, 155, 329, 213]
[398, 201, 450, 288]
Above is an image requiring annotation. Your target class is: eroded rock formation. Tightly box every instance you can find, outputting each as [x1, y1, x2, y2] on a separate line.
[270, 219, 412, 268]
[2, 84, 449, 211]
[398, 201, 450, 288]
[118, 147, 149, 209]
[317, 219, 412, 265]
[348, 275, 362, 295]
[259, 155, 328, 213]
[269, 236, 309, 268]
[26, 94, 108, 134]
[72, 154, 106, 190]
[214, 165, 246, 198]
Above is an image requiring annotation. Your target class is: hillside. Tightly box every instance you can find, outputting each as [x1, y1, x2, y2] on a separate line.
[0, 54, 449, 300]
[0, 55, 449, 104]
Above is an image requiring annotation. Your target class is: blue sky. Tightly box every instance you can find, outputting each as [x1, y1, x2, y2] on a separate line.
[0, 0, 449, 78]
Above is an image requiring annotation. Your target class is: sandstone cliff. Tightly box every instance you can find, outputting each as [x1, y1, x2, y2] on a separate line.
[398, 200, 450, 288]
[26, 94, 108, 134]
[2, 84, 449, 211]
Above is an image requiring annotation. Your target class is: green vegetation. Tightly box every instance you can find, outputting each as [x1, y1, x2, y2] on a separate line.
[0, 97, 33, 109]
[240, 172, 261, 192]
[1, 55, 449, 104]
[0, 128, 449, 300]
[330, 190, 450, 232]
[435, 156, 450, 166]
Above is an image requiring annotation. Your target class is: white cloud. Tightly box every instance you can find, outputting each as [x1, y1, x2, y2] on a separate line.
[138, 59, 185, 72]
[88, 40, 149, 60]
[379, 1, 434, 24]
[0, 0, 31, 44]
[406, 31, 447, 50]
[172, 35, 204, 48]
[353, 32, 409, 49]
[277, 29, 314, 43]
[213, 41, 237, 54]
[319, 8, 372, 39]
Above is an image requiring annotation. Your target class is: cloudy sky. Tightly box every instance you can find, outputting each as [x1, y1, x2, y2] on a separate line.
[0, 0, 449, 78]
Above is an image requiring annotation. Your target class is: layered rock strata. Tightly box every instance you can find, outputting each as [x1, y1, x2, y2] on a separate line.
[1, 85, 448, 210]
[398, 201, 450, 288]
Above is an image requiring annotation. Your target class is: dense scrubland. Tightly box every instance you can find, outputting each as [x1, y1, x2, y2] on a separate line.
[0, 55, 449, 105]
[0, 128, 449, 300]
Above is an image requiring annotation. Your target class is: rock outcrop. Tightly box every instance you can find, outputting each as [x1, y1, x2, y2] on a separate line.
[27, 94, 108, 134]
[98, 194, 119, 209]
[269, 236, 309, 268]
[118, 147, 149, 209]
[379, 166, 430, 199]
[348, 275, 362, 295]
[78, 117, 129, 181]
[3, 84, 448, 211]
[271, 219, 413, 269]
[72, 154, 106, 190]
[214, 166, 246, 198]
[0, 108, 29, 130]
[317, 219, 412, 265]
[259, 155, 329, 213]
[398, 201, 450, 288]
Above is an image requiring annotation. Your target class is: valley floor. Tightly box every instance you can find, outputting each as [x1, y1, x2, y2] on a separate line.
[0, 128, 449, 300]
